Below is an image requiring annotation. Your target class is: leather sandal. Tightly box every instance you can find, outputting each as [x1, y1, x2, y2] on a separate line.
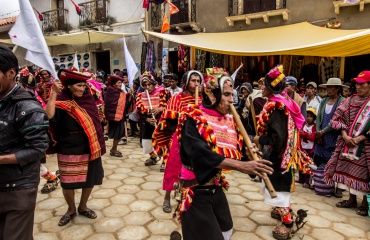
[163, 201, 172, 213]
[335, 200, 357, 208]
[159, 161, 166, 172]
[110, 150, 123, 157]
[356, 206, 368, 216]
[58, 213, 76, 226]
[272, 224, 292, 240]
[144, 157, 158, 166]
[78, 208, 97, 219]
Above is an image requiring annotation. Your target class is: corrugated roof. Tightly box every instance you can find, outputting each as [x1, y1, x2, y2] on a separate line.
[0, 16, 17, 27]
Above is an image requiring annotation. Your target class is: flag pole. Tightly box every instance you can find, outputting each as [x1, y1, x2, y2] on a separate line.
[12, 45, 19, 53]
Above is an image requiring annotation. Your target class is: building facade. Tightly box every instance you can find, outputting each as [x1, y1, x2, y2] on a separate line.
[147, 0, 370, 83]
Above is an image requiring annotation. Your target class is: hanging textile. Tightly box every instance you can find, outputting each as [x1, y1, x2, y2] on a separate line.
[209, 53, 222, 68]
[141, 42, 148, 74]
[281, 55, 292, 76]
[319, 57, 340, 84]
[290, 55, 301, 79]
[157, 42, 163, 68]
[146, 40, 156, 74]
[223, 55, 229, 70]
[178, 44, 189, 73]
[195, 49, 206, 71]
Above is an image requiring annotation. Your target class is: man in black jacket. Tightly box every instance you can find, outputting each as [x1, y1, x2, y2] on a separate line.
[0, 46, 49, 240]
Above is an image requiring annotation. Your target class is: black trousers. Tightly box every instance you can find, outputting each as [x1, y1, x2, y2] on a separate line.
[181, 186, 233, 240]
[0, 187, 37, 240]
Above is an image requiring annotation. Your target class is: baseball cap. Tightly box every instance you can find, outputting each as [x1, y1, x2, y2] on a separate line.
[285, 76, 298, 86]
[306, 81, 317, 89]
[352, 71, 370, 84]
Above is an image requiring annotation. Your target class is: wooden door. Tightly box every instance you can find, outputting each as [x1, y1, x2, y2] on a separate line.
[243, 0, 260, 14]
[260, 0, 276, 12]
[170, 0, 189, 25]
[96, 0, 106, 23]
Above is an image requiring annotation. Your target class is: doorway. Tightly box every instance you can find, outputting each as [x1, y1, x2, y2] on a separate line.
[96, 51, 111, 75]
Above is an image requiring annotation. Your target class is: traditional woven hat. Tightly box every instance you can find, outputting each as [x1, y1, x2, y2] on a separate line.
[181, 70, 203, 88]
[19, 67, 38, 89]
[202, 67, 233, 108]
[107, 75, 125, 86]
[58, 69, 90, 86]
[264, 65, 286, 94]
[140, 72, 157, 87]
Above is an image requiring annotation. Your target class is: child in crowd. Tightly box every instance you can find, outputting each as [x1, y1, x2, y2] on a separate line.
[299, 108, 317, 188]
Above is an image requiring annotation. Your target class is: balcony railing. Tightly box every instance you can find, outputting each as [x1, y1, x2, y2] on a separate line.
[170, 0, 196, 25]
[42, 8, 69, 33]
[228, 0, 286, 16]
[79, 0, 109, 27]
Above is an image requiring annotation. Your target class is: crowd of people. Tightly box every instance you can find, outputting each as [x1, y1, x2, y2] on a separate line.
[1, 45, 370, 240]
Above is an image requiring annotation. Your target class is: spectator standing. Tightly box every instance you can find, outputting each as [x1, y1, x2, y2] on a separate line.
[165, 73, 182, 97]
[0, 46, 49, 239]
[304, 82, 322, 111]
[313, 78, 345, 196]
[285, 76, 307, 120]
[325, 71, 370, 216]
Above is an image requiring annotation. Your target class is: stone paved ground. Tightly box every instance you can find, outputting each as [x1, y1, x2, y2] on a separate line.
[34, 137, 370, 240]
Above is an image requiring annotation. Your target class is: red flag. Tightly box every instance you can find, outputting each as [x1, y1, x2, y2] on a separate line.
[143, 0, 150, 9]
[166, 0, 179, 15]
[70, 0, 82, 16]
[33, 7, 43, 21]
[161, 14, 170, 33]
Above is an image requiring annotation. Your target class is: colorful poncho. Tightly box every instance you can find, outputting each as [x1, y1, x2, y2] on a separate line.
[153, 92, 200, 156]
[324, 95, 370, 192]
[177, 104, 244, 161]
[257, 101, 312, 177]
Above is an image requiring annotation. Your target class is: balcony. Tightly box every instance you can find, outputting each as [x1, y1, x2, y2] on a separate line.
[226, 0, 289, 26]
[42, 8, 69, 33]
[170, 0, 199, 32]
[79, 0, 110, 28]
[333, 0, 370, 14]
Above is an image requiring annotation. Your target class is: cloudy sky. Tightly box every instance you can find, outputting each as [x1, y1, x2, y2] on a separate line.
[0, 0, 19, 18]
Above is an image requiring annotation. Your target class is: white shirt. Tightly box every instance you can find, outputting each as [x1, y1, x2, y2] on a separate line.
[301, 124, 314, 150]
[304, 94, 322, 111]
[166, 86, 182, 97]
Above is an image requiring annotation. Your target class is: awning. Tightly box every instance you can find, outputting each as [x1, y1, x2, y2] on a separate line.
[144, 22, 370, 57]
[0, 30, 139, 46]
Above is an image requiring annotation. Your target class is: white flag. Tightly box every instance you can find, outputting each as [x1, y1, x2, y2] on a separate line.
[231, 63, 244, 83]
[9, 0, 57, 79]
[123, 37, 138, 88]
[73, 52, 79, 72]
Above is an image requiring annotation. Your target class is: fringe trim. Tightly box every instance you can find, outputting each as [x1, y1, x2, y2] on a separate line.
[176, 104, 244, 160]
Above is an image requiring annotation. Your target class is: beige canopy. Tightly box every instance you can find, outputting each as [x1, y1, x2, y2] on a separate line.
[0, 30, 139, 46]
[144, 22, 370, 57]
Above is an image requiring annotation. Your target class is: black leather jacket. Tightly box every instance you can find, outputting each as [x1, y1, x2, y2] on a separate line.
[0, 85, 49, 191]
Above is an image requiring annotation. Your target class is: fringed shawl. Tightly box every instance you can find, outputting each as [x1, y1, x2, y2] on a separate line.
[51, 89, 106, 160]
[104, 86, 126, 121]
[176, 104, 244, 160]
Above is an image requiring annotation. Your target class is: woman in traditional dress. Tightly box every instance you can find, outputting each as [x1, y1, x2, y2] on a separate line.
[104, 75, 127, 157]
[325, 71, 370, 216]
[46, 69, 105, 226]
